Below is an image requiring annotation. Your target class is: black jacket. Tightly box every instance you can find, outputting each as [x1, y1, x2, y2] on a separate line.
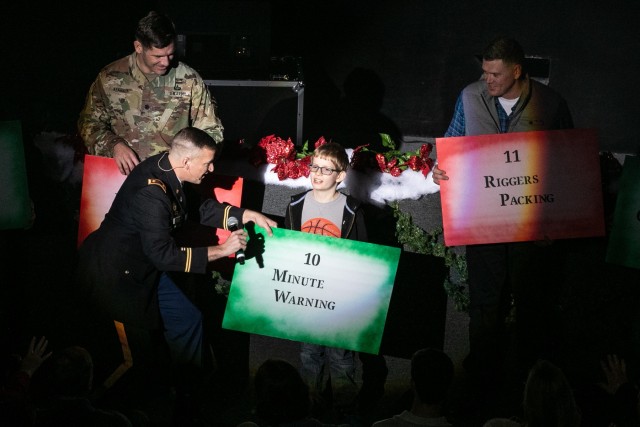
[75, 152, 244, 329]
[284, 190, 368, 242]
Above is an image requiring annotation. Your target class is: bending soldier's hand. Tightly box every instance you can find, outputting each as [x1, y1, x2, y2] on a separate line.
[242, 210, 277, 236]
[432, 164, 449, 185]
[208, 229, 247, 262]
[113, 141, 140, 175]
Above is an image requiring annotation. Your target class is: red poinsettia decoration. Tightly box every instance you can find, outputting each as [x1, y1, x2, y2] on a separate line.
[351, 134, 434, 177]
[251, 135, 328, 180]
[252, 133, 434, 180]
[376, 154, 404, 177]
[405, 143, 435, 176]
[250, 134, 296, 167]
[272, 156, 312, 180]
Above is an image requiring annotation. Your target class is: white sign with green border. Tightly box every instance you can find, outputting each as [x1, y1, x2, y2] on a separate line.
[222, 226, 401, 354]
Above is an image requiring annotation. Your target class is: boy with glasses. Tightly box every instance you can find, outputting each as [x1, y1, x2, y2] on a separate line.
[285, 142, 386, 423]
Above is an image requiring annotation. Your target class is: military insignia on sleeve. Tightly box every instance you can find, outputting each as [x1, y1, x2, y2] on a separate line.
[147, 178, 167, 193]
[180, 247, 193, 272]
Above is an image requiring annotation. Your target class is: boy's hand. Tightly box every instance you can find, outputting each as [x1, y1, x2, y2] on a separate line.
[242, 210, 277, 236]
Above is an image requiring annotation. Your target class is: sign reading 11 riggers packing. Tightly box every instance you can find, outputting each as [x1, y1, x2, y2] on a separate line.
[222, 226, 401, 354]
[436, 128, 605, 246]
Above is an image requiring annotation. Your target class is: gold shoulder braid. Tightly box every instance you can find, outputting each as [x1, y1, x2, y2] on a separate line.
[147, 178, 167, 193]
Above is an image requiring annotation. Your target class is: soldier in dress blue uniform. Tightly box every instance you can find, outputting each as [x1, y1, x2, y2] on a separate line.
[75, 127, 276, 395]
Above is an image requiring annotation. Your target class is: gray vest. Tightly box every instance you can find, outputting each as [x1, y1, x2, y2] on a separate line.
[460, 77, 573, 135]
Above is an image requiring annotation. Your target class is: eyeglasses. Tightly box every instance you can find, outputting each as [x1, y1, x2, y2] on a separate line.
[309, 164, 340, 175]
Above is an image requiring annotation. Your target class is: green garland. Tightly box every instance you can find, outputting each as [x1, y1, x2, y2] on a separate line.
[212, 270, 231, 297]
[390, 201, 470, 312]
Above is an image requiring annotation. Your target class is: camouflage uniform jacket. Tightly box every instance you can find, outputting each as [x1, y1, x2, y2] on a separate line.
[78, 52, 224, 160]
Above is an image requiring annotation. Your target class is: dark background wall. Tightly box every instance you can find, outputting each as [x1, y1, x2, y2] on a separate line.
[2, 0, 639, 153]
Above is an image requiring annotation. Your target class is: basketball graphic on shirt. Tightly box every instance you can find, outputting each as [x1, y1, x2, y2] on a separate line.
[301, 217, 341, 238]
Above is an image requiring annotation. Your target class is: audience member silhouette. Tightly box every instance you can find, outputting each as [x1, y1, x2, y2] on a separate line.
[32, 345, 140, 427]
[482, 417, 520, 427]
[523, 360, 580, 427]
[1, 336, 51, 426]
[244, 358, 350, 427]
[575, 353, 640, 427]
[371, 348, 453, 426]
[484, 359, 580, 427]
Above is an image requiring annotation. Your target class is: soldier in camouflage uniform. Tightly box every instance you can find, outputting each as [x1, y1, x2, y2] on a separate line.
[78, 11, 223, 175]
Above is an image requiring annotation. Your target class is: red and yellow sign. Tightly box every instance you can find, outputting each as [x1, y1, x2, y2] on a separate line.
[436, 129, 605, 246]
